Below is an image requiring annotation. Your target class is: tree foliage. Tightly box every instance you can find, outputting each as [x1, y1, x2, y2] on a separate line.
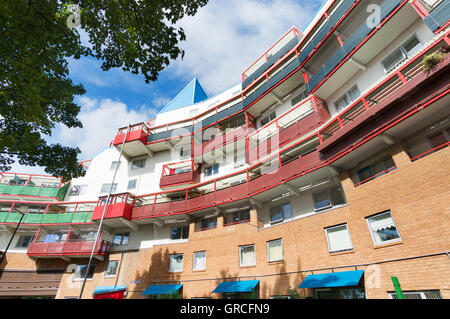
[0, 0, 208, 181]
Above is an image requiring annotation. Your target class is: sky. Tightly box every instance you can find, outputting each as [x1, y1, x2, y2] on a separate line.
[12, 0, 327, 175]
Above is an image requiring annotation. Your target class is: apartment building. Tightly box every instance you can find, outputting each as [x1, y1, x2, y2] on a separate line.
[0, 0, 449, 299]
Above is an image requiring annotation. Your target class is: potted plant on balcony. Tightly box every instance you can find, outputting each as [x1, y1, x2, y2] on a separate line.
[422, 46, 448, 73]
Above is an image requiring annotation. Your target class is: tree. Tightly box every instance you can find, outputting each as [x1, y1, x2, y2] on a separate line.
[0, 0, 208, 181]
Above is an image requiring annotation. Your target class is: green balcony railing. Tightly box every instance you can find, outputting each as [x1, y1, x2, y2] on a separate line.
[0, 211, 93, 225]
[0, 183, 69, 201]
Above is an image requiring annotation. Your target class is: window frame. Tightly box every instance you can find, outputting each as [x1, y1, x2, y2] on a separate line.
[104, 260, 119, 278]
[313, 187, 346, 212]
[239, 244, 256, 267]
[324, 224, 354, 253]
[112, 233, 130, 246]
[270, 202, 293, 225]
[73, 264, 96, 281]
[192, 251, 207, 271]
[266, 239, 284, 263]
[381, 34, 422, 73]
[131, 158, 146, 170]
[334, 85, 361, 112]
[366, 211, 402, 246]
[204, 163, 219, 177]
[170, 226, 189, 240]
[15, 235, 34, 248]
[127, 179, 138, 190]
[169, 254, 184, 273]
[100, 183, 118, 195]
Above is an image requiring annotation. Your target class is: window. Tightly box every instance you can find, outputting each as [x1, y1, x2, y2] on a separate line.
[334, 85, 361, 112]
[69, 185, 87, 196]
[131, 159, 146, 170]
[313, 187, 346, 211]
[100, 183, 118, 194]
[291, 90, 308, 106]
[366, 211, 401, 245]
[170, 226, 189, 240]
[112, 233, 129, 246]
[325, 224, 353, 253]
[267, 239, 283, 263]
[270, 203, 293, 224]
[80, 231, 96, 241]
[224, 210, 250, 226]
[260, 111, 276, 127]
[127, 179, 137, 190]
[204, 164, 219, 177]
[169, 254, 184, 273]
[234, 144, 246, 168]
[111, 161, 121, 170]
[73, 265, 96, 281]
[382, 35, 422, 72]
[193, 251, 206, 271]
[356, 157, 396, 185]
[179, 145, 191, 160]
[388, 290, 442, 299]
[239, 245, 256, 267]
[105, 260, 119, 277]
[195, 218, 217, 231]
[15, 235, 33, 248]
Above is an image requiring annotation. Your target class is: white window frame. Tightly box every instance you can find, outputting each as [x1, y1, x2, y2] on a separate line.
[334, 85, 360, 112]
[381, 34, 422, 73]
[73, 264, 96, 281]
[100, 183, 118, 195]
[111, 161, 121, 170]
[112, 233, 129, 246]
[169, 254, 184, 273]
[15, 235, 34, 248]
[131, 158, 146, 170]
[239, 244, 256, 267]
[192, 251, 207, 271]
[127, 179, 138, 190]
[267, 239, 284, 263]
[104, 260, 119, 278]
[388, 290, 442, 299]
[324, 224, 354, 253]
[204, 163, 219, 177]
[366, 211, 402, 246]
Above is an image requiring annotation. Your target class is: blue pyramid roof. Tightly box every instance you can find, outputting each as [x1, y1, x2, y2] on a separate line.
[159, 78, 208, 114]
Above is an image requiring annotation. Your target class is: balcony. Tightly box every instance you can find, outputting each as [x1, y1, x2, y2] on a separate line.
[306, 0, 414, 95]
[317, 36, 450, 156]
[242, 27, 303, 90]
[193, 113, 256, 157]
[0, 173, 69, 201]
[422, 0, 449, 32]
[113, 123, 153, 159]
[160, 160, 201, 189]
[247, 96, 330, 163]
[27, 239, 110, 261]
[242, 0, 359, 109]
[92, 193, 135, 221]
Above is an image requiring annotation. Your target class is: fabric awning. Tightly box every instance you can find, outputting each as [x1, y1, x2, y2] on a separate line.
[212, 280, 259, 293]
[141, 284, 183, 295]
[93, 285, 127, 295]
[298, 270, 364, 288]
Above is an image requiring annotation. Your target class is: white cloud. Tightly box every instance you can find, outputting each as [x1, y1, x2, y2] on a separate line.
[49, 97, 158, 160]
[170, 0, 324, 94]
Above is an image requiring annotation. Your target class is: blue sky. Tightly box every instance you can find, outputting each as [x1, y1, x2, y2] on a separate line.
[13, 0, 327, 174]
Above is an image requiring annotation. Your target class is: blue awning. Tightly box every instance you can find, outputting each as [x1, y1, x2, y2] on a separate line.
[93, 285, 127, 295]
[141, 284, 183, 296]
[299, 270, 364, 289]
[212, 280, 259, 293]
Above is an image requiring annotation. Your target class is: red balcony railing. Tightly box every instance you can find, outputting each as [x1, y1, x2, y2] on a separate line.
[247, 95, 329, 163]
[27, 239, 110, 258]
[317, 35, 450, 153]
[160, 160, 200, 188]
[92, 193, 135, 221]
[113, 123, 150, 146]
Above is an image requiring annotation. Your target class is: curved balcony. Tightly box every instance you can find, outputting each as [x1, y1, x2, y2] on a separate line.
[0, 173, 68, 201]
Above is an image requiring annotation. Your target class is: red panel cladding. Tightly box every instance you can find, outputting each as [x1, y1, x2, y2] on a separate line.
[92, 203, 133, 221]
[113, 129, 147, 146]
[153, 202, 171, 216]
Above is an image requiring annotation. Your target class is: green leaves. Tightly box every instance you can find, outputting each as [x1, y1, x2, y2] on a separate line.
[0, 0, 208, 181]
